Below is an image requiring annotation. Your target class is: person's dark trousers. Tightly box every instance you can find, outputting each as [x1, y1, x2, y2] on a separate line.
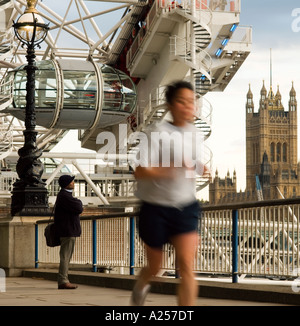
[58, 237, 76, 285]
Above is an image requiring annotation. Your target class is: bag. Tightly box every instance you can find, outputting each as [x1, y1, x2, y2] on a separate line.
[44, 222, 60, 247]
[44, 204, 60, 247]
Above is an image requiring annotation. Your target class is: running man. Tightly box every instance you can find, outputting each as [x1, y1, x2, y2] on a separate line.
[131, 80, 209, 306]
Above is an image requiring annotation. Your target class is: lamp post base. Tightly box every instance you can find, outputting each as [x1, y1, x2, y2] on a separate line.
[11, 185, 50, 216]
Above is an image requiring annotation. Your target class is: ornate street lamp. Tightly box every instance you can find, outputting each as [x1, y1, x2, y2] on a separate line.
[11, 0, 50, 216]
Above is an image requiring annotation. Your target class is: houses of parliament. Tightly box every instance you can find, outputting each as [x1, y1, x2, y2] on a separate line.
[209, 81, 298, 204]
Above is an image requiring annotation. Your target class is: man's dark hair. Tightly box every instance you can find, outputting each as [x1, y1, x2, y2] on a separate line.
[165, 81, 194, 104]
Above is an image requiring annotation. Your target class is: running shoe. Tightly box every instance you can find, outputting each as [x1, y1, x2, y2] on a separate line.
[130, 283, 151, 306]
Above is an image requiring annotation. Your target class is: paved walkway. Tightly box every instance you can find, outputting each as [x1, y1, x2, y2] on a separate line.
[0, 274, 292, 306]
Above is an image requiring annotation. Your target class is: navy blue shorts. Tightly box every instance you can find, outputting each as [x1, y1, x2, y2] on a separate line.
[138, 200, 201, 248]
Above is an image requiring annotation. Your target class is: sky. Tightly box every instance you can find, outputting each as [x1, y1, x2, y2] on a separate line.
[52, 0, 300, 200]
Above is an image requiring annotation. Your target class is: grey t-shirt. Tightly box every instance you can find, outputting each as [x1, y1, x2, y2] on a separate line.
[132, 120, 205, 208]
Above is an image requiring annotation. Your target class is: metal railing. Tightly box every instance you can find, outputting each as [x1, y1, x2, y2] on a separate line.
[169, 35, 212, 74]
[194, 0, 240, 13]
[0, 171, 16, 192]
[35, 197, 300, 283]
[0, 73, 13, 111]
[126, 0, 161, 69]
[125, 0, 214, 69]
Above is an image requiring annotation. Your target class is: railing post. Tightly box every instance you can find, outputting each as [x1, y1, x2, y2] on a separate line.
[92, 219, 97, 272]
[35, 224, 38, 268]
[130, 217, 135, 275]
[232, 209, 238, 283]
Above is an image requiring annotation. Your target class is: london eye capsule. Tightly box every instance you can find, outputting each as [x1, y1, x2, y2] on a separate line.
[3, 59, 137, 130]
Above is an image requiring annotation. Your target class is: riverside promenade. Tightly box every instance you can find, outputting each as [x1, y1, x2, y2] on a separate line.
[0, 269, 298, 307]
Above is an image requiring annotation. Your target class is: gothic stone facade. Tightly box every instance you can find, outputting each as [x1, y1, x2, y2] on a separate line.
[209, 82, 298, 204]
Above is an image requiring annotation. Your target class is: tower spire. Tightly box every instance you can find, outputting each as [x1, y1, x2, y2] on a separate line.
[270, 48, 272, 89]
